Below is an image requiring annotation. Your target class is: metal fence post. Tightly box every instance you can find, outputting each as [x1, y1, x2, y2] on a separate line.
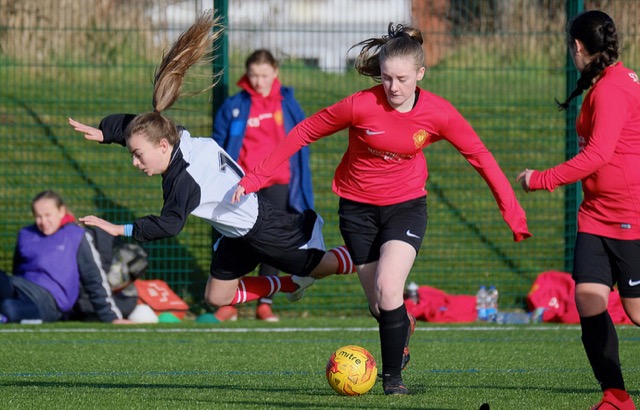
[212, 0, 229, 124]
[563, 0, 584, 272]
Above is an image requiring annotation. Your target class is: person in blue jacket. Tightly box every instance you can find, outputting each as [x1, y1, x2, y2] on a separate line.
[0, 190, 130, 324]
[213, 49, 313, 322]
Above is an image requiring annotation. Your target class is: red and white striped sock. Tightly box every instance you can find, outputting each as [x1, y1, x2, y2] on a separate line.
[230, 276, 297, 305]
[330, 245, 355, 274]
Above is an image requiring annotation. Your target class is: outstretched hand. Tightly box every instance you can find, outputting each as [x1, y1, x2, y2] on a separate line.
[232, 185, 246, 203]
[79, 215, 125, 237]
[516, 169, 533, 193]
[68, 118, 104, 142]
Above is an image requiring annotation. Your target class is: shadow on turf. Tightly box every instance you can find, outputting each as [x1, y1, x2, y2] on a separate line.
[430, 382, 639, 397]
[5, 380, 636, 409]
[0, 380, 468, 409]
[0, 381, 448, 410]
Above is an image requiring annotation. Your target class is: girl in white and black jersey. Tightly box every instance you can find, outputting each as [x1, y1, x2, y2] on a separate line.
[69, 10, 354, 314]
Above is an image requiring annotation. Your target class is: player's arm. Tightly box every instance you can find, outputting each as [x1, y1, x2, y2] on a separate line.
[68, 118, 104, 142]
[236, 96, 353, 199]
[442, 106, 531, 242]
[68, 114, 137, 146]
[82, 172, 200, 242]
[529, 88, 626, 192]
[79, 216, 125, 237]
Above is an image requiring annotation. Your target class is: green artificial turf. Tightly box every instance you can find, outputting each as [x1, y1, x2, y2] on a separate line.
[1, 318, 638, 409]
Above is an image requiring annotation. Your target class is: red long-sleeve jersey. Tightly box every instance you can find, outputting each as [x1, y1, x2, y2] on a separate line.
[241, 85, 530, 242]
[530, 62, 640, 240]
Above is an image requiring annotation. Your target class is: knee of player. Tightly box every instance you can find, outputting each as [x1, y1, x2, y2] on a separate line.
[624, 308, 640, 327]
[204, 293, 227, 309]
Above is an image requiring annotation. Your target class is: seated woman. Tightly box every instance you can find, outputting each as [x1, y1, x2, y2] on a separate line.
[0, 190, 130, 324]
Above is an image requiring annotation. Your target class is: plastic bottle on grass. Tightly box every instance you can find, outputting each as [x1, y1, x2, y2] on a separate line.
[495, 308, 546, 324]
[486, 285, 499, 322]
[495, 312, 531, 324]
[475, 286, 488, 321]
[405, 281, 419, 304]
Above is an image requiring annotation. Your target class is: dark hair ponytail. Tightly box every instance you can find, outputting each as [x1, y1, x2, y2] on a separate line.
[556, 10, 618, 111]
[351, 22, 424, 81]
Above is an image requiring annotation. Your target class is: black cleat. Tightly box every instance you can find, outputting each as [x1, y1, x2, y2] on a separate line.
[382, 374, 409, 395]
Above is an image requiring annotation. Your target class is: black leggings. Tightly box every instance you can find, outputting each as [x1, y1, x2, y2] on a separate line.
[0, 270, 41, 322]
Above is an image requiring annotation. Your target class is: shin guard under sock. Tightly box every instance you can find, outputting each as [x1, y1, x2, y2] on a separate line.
[231, 276, 296, 305]
[580, 311, 625, 391]
[330, 246, 355, 274]
[379, 304, 410, 378]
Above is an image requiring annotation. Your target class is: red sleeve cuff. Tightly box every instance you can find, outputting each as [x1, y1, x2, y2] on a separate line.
[239, 174, 260, 194]
[528, 170, 554, 192]
[513, 231, 532, 242]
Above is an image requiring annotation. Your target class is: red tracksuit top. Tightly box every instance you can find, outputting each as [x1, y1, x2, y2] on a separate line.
[530, 62, 640, 240]
[241, 85, 531, 242]
[237, 76, 290, 186]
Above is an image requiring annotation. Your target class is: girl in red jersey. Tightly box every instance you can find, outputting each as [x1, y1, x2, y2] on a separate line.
[234, 23, 531, 395]
[518, 10, 639, 410]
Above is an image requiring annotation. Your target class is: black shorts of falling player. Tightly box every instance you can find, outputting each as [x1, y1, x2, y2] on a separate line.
[210, 195, 326, 280]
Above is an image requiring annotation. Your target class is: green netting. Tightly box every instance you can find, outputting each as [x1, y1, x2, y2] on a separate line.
[1, 0, 639, 316]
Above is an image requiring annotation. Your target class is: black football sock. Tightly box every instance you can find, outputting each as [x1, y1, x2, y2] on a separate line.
[580, 311, 625, 391]
[379, 304, 410, 378]
[369, 306, 381, 323]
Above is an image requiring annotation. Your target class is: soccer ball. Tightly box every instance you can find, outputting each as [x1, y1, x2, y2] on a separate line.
[325, 345, 377, 396]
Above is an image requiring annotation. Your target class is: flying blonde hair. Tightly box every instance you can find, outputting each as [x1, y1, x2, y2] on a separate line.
[127, 9, 223, 145]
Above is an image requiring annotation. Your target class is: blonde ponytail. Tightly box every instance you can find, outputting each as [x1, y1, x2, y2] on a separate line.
[126, 9, 223, 146]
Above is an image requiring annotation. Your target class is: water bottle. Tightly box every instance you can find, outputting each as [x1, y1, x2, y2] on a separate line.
[405, 281, 419, 303]
[495, 308, 546, 324]
[531, 307, 546, 323]
[486, 286, 499, 322]
[475, 286, 488, 321]
[495, 312, 531, 324]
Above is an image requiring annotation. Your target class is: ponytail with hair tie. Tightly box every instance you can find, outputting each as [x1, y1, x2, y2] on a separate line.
[387, 23, 408, 39]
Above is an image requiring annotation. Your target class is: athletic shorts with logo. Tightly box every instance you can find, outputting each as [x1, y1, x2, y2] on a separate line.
[338, 196, 427, 265]
[210, 195, 326, 280]
[573, 232, 640, 298]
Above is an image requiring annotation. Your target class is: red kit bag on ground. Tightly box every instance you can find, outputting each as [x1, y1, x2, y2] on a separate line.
[405, 285, 477, 323]
[526, 271, 632, 325]
[134, 279, 189, 319]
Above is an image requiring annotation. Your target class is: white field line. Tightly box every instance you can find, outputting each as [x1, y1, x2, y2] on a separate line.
[0, 325, 602, 333]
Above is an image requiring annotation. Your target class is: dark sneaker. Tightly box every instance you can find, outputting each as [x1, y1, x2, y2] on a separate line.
[382, 374, 409, 395]
[401, 312, 416, 370]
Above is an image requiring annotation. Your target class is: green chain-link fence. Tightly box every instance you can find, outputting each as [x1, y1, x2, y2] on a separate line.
[1, 0, 639, 317]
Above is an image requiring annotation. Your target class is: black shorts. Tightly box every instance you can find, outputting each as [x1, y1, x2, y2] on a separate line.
[573, 232, 640, 298]
[210, 196, 326, 280]
[338, 196, 427, 265]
